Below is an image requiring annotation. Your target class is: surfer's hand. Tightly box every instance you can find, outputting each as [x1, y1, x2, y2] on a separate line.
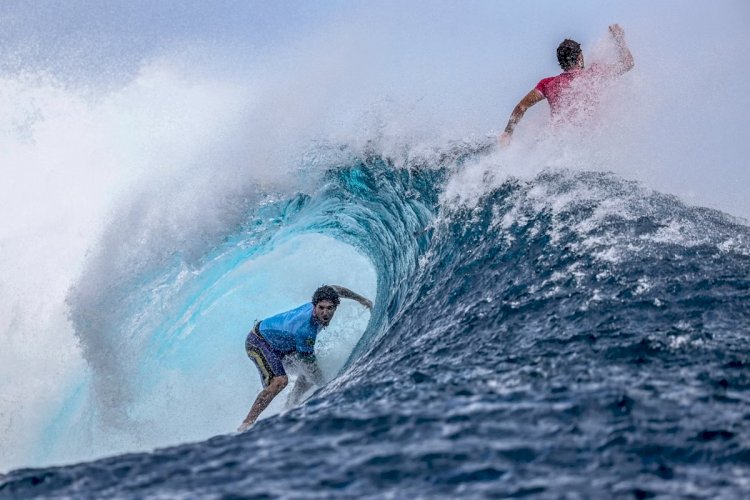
[499, 132, 512, 148]
[609, 24, 625, 41]
[361, 298, 373, 310]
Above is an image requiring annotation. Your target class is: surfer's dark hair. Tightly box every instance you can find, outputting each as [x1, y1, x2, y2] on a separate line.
[313, 285, 340, 306]
[557, 39, 582, 70]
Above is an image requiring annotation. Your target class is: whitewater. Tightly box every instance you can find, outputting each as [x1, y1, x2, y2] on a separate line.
[1, 2, 749, 498]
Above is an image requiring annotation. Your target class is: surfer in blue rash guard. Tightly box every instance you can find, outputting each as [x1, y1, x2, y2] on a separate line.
[238, 285, 373, 432]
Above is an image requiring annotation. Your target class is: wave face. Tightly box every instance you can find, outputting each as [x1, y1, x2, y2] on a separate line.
[2, 144, 750, 498]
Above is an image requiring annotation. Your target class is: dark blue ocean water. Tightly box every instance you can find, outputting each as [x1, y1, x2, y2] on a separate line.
[2, 144, 749, 498]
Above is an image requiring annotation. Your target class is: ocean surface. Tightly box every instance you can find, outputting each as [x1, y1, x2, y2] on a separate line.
[2, 140, 749, 498]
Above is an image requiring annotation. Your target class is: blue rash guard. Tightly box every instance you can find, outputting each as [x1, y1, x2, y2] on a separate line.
[258, 302, 320, 356]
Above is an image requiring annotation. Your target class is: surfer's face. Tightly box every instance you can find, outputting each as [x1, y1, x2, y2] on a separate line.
[314, 300, 337, 326]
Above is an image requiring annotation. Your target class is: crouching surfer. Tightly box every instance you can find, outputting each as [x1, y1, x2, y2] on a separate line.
[238, 285, 373, 432]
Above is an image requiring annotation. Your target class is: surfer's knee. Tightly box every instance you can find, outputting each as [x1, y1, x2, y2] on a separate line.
[268, 375, 288, 393]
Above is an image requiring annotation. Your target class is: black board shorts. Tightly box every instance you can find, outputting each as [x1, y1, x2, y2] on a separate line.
[245, 325, 287, 388]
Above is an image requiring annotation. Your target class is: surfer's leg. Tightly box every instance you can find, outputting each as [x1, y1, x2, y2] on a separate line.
[287, 375, 312, 407]
[240, 331, 288, 431]
[239, 375, 288, 431]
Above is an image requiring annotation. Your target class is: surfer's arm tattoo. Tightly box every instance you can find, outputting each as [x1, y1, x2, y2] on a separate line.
[329, 285, 373, 309]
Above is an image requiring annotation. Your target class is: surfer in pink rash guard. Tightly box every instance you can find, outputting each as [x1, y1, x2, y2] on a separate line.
[499, 24, 634, 145]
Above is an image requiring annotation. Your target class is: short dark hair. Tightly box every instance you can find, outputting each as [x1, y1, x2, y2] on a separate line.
[312, 285, 340, 306]
[557, 39, 582, 70]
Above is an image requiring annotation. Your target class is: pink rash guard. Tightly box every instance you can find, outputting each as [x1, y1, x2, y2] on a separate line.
[535, 64, 609, 119]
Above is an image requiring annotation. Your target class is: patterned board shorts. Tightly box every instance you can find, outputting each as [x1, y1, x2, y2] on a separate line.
[245, 326, 286, 388]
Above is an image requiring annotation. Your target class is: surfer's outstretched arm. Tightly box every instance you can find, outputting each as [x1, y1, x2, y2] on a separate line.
[499, 89, 545, 146]
[329, 285, 373, 309]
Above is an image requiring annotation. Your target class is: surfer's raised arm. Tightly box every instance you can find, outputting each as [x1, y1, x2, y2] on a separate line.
[608, 24, 634, 76]
[329, 285, 373, 310]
